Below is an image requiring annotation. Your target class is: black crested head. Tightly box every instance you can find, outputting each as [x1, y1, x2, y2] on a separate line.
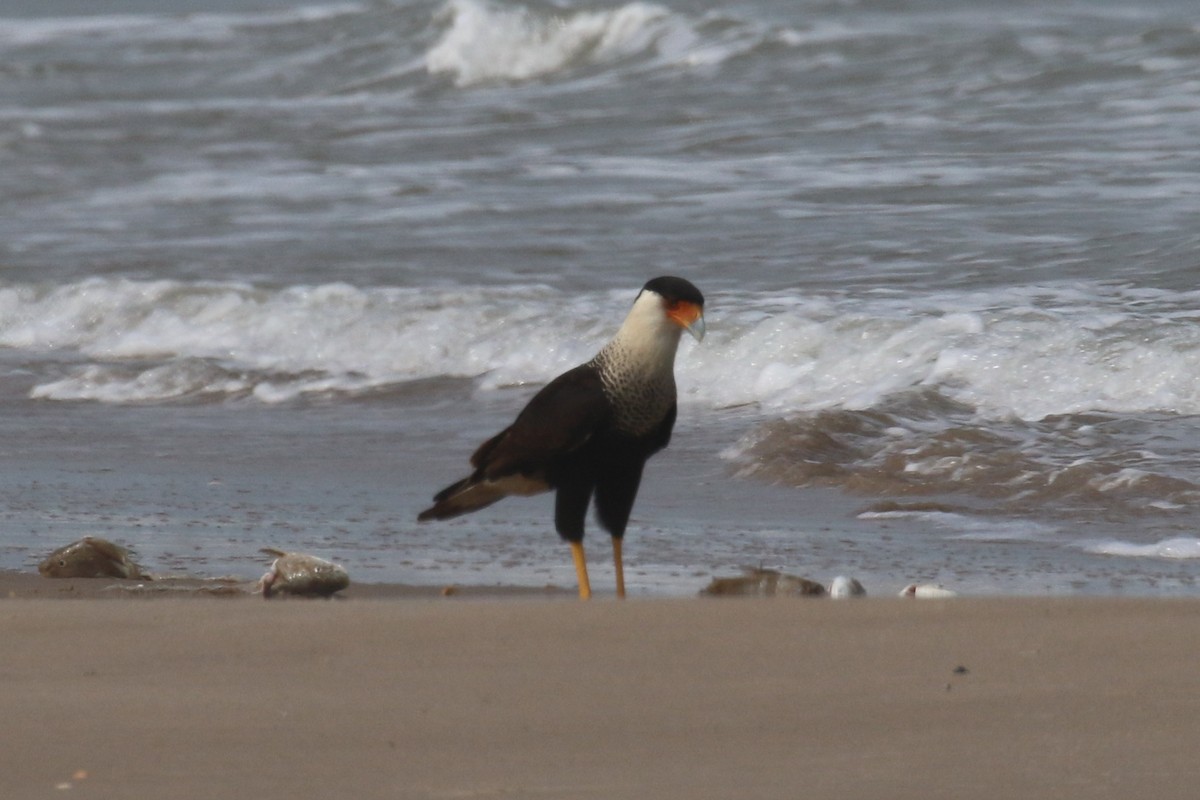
[640, 276, 704, 308]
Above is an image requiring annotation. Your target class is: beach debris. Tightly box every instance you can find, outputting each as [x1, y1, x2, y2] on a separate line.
[258, 548, 349, 599]
[900, 583, 958, 599]
[829, 575, 867, 599]
[38, 537, 150, 580]
[102, 577, 248, 598]
[701, 567, 826, 597]
[54, 770, 88, 791]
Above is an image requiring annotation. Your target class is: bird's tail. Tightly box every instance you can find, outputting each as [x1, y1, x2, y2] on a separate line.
[417, 472, 550, 522]
[417, 476, 506, 521]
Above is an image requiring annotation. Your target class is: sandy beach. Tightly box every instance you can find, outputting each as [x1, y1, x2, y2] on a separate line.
[4, 576, 1200, 799]
[8, 2, 1200, 797]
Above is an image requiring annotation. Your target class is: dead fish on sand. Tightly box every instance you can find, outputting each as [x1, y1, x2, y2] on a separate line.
[701, 567, 826, 597]
[38, 537, 150, 580]
[258, 549, 349, 599]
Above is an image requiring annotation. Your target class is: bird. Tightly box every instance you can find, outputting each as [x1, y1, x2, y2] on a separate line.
[417, 276, 705, 599]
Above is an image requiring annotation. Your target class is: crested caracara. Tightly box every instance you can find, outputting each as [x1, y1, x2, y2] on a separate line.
[417, 276, 705, 599]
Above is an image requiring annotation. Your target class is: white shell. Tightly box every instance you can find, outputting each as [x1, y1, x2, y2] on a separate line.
[829, 575, 866, 598]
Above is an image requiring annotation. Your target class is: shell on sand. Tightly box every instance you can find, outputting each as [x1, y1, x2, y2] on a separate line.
[701, 568, 826, 598]
[829, 575, 867, 599]
[900, 583, 958, 599]
[258, 548, 349, 599]
[38, 537, 150, 580]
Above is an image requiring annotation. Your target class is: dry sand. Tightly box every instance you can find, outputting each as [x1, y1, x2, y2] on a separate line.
[4, 575, 1200, 799]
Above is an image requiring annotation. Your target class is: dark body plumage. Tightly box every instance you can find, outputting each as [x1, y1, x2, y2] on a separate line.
[421, 362, 674, 540]
[418, 276, 705, 598]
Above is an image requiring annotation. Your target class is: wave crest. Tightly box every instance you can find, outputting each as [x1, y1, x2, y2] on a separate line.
[1, 278, 599, 403]
[1083, 537, 1200, 559]
[724, 401, 1200, 517]
[425, 0, 678, 86]
[7, 278, 1200, 420]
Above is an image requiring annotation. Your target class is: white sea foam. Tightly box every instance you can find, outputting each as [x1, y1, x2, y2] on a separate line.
[0, 16, 168, 47]
[3, 279, 599, 403]
[1083, 538, 1200, 559]
[6, 278, 1200, 415]
[692, 284, 1200, 420]
[425, 0, 684, 86]
[857, 509, 1054, 542]
[0, 4, 366, 46]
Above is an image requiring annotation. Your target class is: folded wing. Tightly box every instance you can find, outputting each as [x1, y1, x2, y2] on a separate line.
[418, 365, 611, 521]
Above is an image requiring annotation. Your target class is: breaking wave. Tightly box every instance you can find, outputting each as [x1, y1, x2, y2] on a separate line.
[422, 0, 819, 87]
[701, 281, 1200, 518]
[4, 277, 1200, 531]
[1083, 538, 1200, 560]
[426, 0, 677, 86]
[1, 279, 606, 403]
[722, 402, 1200, 517]
[6, 278, 1200, 418]
[3, 0, 724, 95]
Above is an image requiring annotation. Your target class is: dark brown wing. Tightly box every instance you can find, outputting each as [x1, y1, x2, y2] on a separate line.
[472, 363, 611, 481]
[418, 363, 613, 523]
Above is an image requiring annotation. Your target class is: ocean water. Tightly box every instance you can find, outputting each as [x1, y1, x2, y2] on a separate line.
[4, 0, 1200, 595]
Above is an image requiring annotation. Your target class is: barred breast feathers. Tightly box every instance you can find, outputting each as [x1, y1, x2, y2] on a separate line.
[589, 288, 686, 436]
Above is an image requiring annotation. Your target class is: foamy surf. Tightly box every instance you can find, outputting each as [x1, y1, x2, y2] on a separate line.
[421, 0, 823, 87]
[7, 278, 1200, 417]
[698, 284, 1200, 420]
[1083, 538, 1200, 560]
[426, 0, 680, 86]
[3, 279, 600, 403]
[0, 3, 368, 47]
[857, 507, 1056, 543]
[7, 275, 1200, 537]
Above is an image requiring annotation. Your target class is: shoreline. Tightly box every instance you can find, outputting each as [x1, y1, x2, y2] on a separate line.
[0, 569, 576, 601]
[9, 566, 1200, 601]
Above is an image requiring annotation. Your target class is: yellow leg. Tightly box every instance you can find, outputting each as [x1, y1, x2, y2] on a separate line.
[612, 537, 626, 599]
[570, 541, 591, 600]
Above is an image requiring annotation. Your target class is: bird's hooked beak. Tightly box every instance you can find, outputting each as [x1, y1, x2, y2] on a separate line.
[667, 300, 705, 342]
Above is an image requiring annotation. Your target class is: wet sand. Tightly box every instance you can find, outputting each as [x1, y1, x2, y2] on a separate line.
[4, 574, 1200, 799]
